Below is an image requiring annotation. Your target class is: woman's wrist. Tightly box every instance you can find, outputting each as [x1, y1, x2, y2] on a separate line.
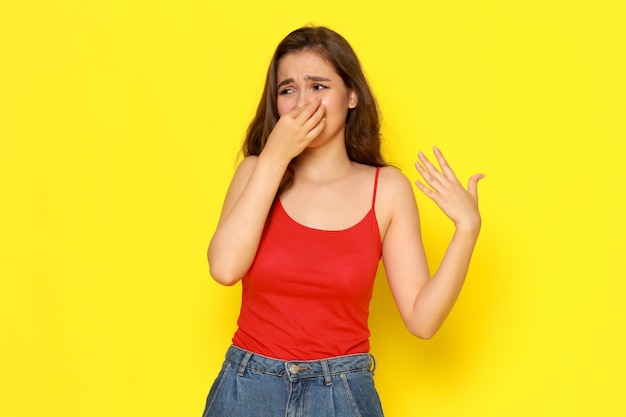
[453, 217, 481, 238]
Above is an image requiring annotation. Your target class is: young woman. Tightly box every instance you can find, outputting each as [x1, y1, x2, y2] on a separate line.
[203, 26, 483, 417]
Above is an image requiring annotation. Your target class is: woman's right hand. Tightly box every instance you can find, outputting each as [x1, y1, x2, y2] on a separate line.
[263, 99, 326, 162]
[208, 100, 325, 285]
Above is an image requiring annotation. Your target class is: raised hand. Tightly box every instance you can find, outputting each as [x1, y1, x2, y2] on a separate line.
[415, 146, 484, 232]
[262, 98, 326, 162]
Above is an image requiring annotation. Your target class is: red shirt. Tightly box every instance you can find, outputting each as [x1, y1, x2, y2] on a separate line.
[232, 168, 382, 360]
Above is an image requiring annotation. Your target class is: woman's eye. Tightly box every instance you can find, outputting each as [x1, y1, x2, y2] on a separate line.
[313, 84, 327, 91]
[279, 88, 295, 95]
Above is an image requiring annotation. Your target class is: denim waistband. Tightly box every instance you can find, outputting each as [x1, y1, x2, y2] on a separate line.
[225, 345, 376, 386]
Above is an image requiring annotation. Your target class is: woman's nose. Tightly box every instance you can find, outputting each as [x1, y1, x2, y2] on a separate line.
[296, 90, 313, 108]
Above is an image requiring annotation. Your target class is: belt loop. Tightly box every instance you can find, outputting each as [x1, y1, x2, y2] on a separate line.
[237, 351, 253, 377]
[369, 353, 377, 375]
[321, 360, 333, 386]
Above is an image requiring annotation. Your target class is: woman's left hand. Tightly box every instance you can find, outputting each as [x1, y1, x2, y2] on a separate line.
[415, 146, 484, 232]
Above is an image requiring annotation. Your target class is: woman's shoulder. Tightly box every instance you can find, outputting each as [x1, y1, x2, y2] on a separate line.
[222, 155, 260, 197]
[377, 167, 417, 219]
[351, 162, 407, 180]
[377, 166, 414, 196]
[230, 155, 259, 178]
[348, 163, 413, 198]
[238, 155, 259, 169]
[374, 166, 418, 235]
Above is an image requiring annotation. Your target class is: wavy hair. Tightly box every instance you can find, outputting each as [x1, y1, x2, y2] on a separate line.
[243, 26, 386, 197]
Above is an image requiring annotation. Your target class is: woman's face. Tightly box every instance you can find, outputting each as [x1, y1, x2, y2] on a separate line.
[276, 50, 357, 146]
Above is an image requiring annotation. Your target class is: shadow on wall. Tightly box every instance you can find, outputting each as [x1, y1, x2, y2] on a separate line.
[368, 228, 505, 385]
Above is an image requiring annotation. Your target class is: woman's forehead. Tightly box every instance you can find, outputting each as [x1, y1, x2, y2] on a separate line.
[277, 50, 338, 78]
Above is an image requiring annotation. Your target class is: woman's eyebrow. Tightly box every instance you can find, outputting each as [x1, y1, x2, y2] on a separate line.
[305, 75, 331, 82]
[277, 78, 294, 88]
[277, 75, 332, 88]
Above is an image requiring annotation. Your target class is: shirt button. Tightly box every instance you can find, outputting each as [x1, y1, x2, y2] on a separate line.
[289, 364, 299, 374]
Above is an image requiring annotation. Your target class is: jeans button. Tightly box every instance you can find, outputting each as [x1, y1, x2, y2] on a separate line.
[289, 364, 299, 374]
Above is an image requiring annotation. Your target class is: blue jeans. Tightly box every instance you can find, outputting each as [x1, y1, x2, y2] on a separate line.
[202, 345, 385, 417]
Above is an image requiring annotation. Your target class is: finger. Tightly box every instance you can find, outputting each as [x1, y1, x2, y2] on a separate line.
[415, 162, 445, 199]
[305, 116, 326, 141]
[303, 103, 325, 132]
[467, 174, 485, 199]
[414, 179, 437, 199]
[295, 98, 322, 122]
[284, 98, 318, 120]
[433, 146, 461, 184]
[418, 152, 447, 187]
[414, 160, 433, 184]
[285, 102, 306, 118]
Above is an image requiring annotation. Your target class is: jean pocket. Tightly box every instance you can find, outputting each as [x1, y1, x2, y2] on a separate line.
[202, 362, 232, 417]
[339, 371, 384, 417]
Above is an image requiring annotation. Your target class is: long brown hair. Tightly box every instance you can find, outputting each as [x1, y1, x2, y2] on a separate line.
[243, 26, 386, 196]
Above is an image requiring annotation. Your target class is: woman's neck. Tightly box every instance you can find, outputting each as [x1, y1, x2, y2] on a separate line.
[293, 144, 353, 184]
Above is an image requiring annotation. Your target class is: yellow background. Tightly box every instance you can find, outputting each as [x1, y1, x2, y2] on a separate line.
[2, 1, 625, 416]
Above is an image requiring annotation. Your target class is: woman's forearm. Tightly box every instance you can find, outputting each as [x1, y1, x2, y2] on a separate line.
[410, 225, 480, 338]
[207, 154, 288, 285]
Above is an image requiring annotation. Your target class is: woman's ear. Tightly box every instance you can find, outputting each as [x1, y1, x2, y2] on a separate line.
[348, 91, 358, 109]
